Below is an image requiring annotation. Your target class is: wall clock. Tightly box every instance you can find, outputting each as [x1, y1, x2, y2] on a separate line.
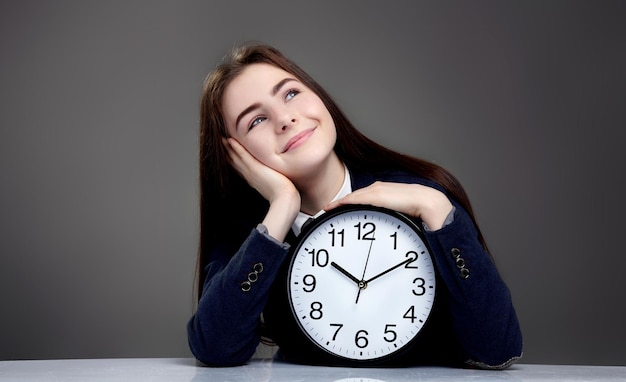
[287, 205, 436, 363]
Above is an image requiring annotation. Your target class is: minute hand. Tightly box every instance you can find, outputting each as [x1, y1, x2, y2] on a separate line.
[364, 258, 413, 284]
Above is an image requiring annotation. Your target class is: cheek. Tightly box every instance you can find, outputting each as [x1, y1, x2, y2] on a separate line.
[242, 138, 278, 166]
[308, 98, 330, 117]
[312, 100, 336, 136]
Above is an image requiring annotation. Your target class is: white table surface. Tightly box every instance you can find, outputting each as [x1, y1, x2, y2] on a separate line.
[0, 358, 624, 381]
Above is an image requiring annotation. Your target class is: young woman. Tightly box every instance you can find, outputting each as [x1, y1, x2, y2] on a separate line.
[187, 43, 523, 369]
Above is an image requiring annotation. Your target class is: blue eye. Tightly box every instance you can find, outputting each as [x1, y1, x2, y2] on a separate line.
[249, 116, 266, 130]
[285, 89, 299, 101]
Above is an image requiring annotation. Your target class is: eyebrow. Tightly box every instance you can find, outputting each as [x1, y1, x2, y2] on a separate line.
[234, 77, 297, 130]
[272, 77, 296, 96]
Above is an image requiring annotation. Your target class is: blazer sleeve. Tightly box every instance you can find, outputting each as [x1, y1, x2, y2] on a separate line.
[423, 201, 523, 369]
[187, 226, 290, 366]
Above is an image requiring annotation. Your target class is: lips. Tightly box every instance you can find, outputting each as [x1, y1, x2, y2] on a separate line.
[282, 128, 315, 153]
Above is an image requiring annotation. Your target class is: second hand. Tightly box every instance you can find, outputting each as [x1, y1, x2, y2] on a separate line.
[355, 237, 375, 304]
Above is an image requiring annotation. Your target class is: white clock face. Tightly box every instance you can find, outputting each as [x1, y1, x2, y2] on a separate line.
[288, 206, 436, 362]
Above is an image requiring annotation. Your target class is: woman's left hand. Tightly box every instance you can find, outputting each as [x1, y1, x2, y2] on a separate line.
[325, 181, 453, 231]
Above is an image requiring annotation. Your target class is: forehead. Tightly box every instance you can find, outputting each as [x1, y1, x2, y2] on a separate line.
[222, 63, 294, 112]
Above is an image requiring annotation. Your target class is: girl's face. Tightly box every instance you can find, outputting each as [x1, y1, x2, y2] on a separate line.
[222, 63, 338, 181]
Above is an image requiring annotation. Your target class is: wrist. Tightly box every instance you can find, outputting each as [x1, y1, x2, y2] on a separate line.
[263, 190, 301, 242]
[417, 191, 453, 231]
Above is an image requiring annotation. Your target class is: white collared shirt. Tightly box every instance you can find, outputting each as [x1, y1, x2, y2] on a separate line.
[291, 165, 351, 237]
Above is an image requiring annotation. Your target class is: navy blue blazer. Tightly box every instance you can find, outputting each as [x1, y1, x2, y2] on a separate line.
[187, 167, 523, 368]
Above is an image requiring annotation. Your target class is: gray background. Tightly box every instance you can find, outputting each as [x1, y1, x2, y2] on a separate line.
[1, 0, 624, 366]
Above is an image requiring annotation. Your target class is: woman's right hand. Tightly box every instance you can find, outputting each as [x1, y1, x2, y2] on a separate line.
[224, 138, 300, 241]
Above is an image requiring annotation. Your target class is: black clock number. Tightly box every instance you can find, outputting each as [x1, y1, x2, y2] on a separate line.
[307, 248, 329, 267]
[403, 306, 417, 323]
[404, 251, 418, 269]
[412, 277, 426, 296]
[354, 222, 376, 240]
[355, 330, 369, 348]
[330, 323, 343, 340]
[302, 274, 316, 292]
[310, 302, 323, 320]
[384, 324, 397, 342]
[328, 228, 345, 247]
[390, 231, 397, 250]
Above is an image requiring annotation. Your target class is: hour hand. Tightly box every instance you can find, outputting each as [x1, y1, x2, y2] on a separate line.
[330, 261, 361, 285]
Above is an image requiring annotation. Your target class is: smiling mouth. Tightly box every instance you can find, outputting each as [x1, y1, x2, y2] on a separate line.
[282, 128, 315, 153]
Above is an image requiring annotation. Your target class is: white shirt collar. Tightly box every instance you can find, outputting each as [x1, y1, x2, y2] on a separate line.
[292, 164, 352, 237]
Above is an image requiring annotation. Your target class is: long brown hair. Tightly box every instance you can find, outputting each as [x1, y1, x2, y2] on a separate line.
[197, 42, 488, 298]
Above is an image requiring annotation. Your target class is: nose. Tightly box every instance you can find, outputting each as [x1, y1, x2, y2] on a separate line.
[277, 115, 297, 132]
[282, 118, 296, 130]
